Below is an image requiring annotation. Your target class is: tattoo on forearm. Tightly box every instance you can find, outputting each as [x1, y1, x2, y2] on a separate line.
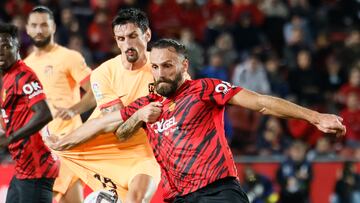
[102, 105, 121, 114]
[115, 114, 143, 141]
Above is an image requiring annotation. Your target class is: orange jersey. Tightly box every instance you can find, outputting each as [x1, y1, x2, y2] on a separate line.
[24, 44, 92, 137]
[55, 54, 160, 200]
[88, 54, 154, 147]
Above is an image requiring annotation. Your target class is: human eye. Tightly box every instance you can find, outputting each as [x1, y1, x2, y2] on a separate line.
[129, 33, 138, 39]
[116, 36, 125, 41]
[163, 63, 172, 68]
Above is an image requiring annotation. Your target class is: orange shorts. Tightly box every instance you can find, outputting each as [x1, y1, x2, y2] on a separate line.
[53, 162, 81, 201]
[55, 132, 161, 202]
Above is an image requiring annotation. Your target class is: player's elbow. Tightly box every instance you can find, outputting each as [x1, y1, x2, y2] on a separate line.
[88, 93, 97, 108]
[32, 100, 53, 124]
[255, 95, 269, 114]
[36, 107, 53, 127]
[257, 97, 278, 117]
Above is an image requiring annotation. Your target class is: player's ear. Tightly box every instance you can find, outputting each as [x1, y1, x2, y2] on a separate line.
[51, 20, 56, 34]
[182, 58, 189, 73]
[25, 22, 31, 36]
[145, 28, 151, 43]
[14, 38, 20, 53]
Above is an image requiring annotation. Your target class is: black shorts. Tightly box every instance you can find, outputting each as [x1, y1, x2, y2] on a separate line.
[5, 176, 55, 203]
[172, 177, 250, 203]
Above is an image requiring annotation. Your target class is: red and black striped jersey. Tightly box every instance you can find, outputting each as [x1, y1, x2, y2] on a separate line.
[121, 78, 242, 200]
[1, 60, 59, 179]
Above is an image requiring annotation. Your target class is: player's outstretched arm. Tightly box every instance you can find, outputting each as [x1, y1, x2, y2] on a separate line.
[115, 102, 162, 141]
[229, 89, 346, 136]
[54, 80, 96, 120]
[4, 100, 52, 146]
[47, 111, 123, 150]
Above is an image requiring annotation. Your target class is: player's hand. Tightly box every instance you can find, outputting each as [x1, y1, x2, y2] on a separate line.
[137, 102, 162, 123]
[45, 136, 70, 151]
[43, 134, 59, 149]
[54, 106, 77, 120]
[313, 113, 346, 137]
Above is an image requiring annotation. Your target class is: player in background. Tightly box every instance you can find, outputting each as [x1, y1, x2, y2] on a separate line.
[44, 8, 161, 203]
[0, 23, 59, 203]
[24, 6, 95, 203]
[48, 39, 346, 203]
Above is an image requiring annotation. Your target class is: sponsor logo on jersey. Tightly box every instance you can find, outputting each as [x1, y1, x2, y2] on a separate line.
[215, 81, 235, 94]
[23, 81, 43, 99]
[151, 116, 177, 135]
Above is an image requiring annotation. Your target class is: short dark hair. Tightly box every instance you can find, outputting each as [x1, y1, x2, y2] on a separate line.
[29, 6, 54, 20]
[112, 8, 149, 33]
[0, 23, 18, 40]
[150, 39, 188, 59]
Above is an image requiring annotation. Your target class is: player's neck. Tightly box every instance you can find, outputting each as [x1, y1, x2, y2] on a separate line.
[33, 42, 56, 56]
[161, 77, 187, 99]
[177, 77, 187, 89]
[122, 54, 147, 71]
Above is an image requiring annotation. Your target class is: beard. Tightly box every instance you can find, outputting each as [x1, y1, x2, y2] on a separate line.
[30, 35, 51, 48]
[155, 72, 183, 97]
[125, 48, 139, 63]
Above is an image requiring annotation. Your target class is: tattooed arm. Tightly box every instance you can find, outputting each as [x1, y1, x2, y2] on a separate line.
[115, 112, 143, 141]
[115, 102, 162, 141]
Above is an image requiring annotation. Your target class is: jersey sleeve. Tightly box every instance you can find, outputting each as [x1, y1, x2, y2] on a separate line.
[19, 72, 46, 108]
[120, 94, 157, 121]
[90, 67, 122, 110]
[199, 79, 242, 106]
[68, 51, 92, 86]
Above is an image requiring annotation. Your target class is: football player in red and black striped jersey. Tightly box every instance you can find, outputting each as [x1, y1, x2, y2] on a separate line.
[0, 23, 59, 203]
[48, 39, 346, 203]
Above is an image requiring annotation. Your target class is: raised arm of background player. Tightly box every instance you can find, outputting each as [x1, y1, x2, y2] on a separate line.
[54, 80, 96, 120]
[115, 87, 346, 140]
[44, 95, 122, 150]
[0, 100, 52, 146]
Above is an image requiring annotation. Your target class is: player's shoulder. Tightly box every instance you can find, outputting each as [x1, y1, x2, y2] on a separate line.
[18, 61, 37, 75]
[93, 55, 122, 75]
[56, 45, 84, 60]
[133, 93, 161, 105]
[190, 78, 224, 89]
[189, 78, 239, 95]
[11, 61, 39, 84]
[23, 52, 35, 62]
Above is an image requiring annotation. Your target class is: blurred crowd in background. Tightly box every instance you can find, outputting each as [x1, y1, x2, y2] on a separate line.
[0, 0, 360, 202]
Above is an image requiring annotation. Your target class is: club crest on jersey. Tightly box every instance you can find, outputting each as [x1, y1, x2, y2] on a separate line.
[215, 81, 235, 94]
[44, 65, 53, 76]
[151, 116, 177, 135]
[2, 90, 6, 103]
[23, 81, 43, 99]
[168, 101, 176, 112]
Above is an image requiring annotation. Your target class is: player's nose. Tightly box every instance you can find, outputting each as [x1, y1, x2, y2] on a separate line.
[158, 68, 167, 78]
